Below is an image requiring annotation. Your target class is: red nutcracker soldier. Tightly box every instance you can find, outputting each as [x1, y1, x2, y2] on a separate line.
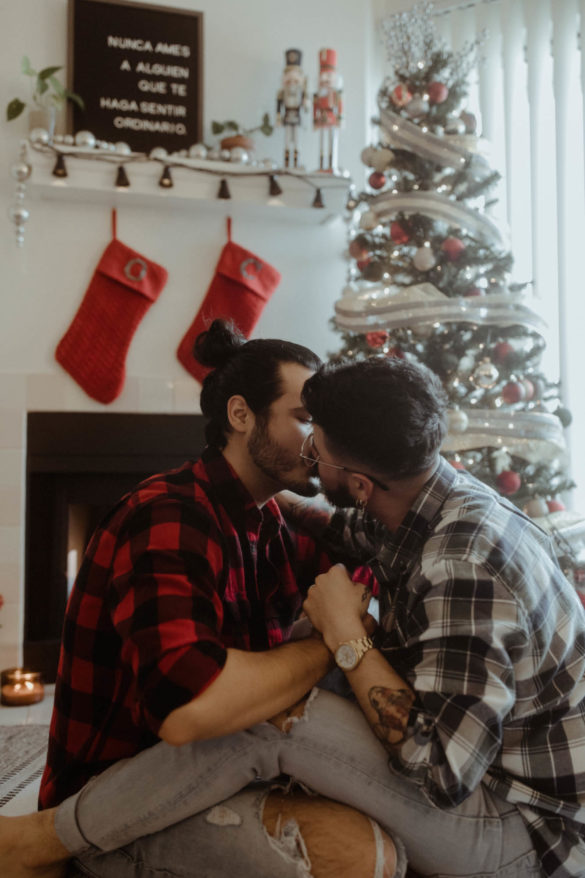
[313, 48, 343, 172]
[276, 48, 310, 169]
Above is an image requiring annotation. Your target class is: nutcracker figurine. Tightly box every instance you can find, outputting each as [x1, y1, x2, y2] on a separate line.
[313, 48, 343, 172]
[276, 48, 310, 169]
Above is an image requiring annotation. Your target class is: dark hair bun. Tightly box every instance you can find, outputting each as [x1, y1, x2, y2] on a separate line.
[194, 319, 246, 369]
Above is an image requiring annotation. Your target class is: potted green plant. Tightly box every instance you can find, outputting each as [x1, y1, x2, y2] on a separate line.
[6, 56, 84, 137]
[211, 112, 273, 151]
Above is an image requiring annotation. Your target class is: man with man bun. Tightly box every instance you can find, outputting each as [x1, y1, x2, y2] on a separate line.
[0, 321, 399, 878]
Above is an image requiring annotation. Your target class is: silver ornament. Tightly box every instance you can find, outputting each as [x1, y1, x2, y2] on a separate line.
[431, 124, 445, 138]
[220, 149, 231, 161]
[188, 143, 208, 159]
[74, 130, 96, 148]
[230, 147, 249, 163]
[149, 147, 168, 160]
[360, 146, 378, 168]
[445, 117, 466, 136]
[10, 161, 32, 183]
[8, 204, 30, 225]
[524, 497, 548, 518]
[369, 147, 395, 172]
[29, 127, 50, 146]
[97, 140, 109, 150]
[63, 134, 74, 145]
[115, 142, 132, 155]
[412, 245, 436, 272]
[472, 359, 499, 389]
[448, 409, 469, 434]
[359, 210, 379, 231]
[406, 95, 430, 118]
[207, 148, 221, 161]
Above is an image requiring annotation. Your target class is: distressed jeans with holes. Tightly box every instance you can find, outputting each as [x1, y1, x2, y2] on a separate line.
[56, 689, 542, 878]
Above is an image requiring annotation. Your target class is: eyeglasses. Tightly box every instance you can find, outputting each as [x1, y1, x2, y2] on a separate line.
[299, 433, 389, 491]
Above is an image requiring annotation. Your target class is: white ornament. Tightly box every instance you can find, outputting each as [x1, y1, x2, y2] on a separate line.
[369, 148, 395, 172]
[230, 147, 249, 163]
[458, 355, 475, 373]
[149, 147, 168, 160]
[448, 409, 469, 434]
[412, 246, 436, 272]
[29, 127, 50, 146]
[115, 142, 132, 155]
[472, 360, 499, 389]
[525, 497, 549, 518]
[445, 117, 466, 136]
[359, 210, 379, 231]
[406, 95, 430, 118]
[74, 130, 96, 148]
[188, 143, 208, 159]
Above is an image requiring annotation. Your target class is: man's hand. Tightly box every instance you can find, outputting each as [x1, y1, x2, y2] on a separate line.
[303, 563, 371, 653]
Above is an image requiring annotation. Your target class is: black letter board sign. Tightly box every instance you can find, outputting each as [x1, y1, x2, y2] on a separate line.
[68, 0, 203, 153]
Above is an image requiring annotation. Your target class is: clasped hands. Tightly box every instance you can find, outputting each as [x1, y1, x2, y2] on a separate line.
[303, 563, 376, 653]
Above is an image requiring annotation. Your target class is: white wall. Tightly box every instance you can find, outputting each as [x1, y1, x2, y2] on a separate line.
[0, 0, 374, 667]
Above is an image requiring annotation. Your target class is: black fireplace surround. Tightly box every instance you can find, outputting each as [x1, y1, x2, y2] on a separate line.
[25, 412, 207, 681]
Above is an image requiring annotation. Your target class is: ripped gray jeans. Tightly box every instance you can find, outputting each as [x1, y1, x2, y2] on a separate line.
[57, 688, 540, 878]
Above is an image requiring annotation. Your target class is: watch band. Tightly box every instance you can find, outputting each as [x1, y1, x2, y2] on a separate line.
[334, 635, 374, 671]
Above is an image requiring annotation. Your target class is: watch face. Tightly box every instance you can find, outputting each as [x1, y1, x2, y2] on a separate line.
[335, 643, 358, 671]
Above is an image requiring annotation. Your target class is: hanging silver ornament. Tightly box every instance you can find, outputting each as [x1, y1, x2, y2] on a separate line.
[10, 160, 32, 184]
[9, 141, 32, 247]
[188, 143, 208, 159]
[412, 245, 436, 271]
[471, 359, 499, 389]
[406, 94, 430, 119]
[448, 408, 469, 434]
[360, 146, 378, 168]
[359, 210, 379, 231]
[8, 204, 30, 247]
[149, 146, 168, 160]
[369, 147, 395, 172]
[230, 146, 249, 163]
[115, 142, 132, 155]
[445, 117, 466, 136]
[29, 127, 50, 146]
[74, 130, 96, 148]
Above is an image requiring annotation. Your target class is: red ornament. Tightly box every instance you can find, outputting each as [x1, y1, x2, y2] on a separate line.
[386, 346, 405, 359]
[449, 459, 465, 471]
[390, 222, 411, 244]
[368, 171, 387, 190]
[427, 81, 449, 104]
[356, 257, 371, 271]
[365, 331, 389, 349]
[464, 286, 484, 297]
[391, 84, 412, 107]
[546, 498, 566, 513]
[493, 341, 514, 363]
[441, 237, 466, 261]
[349, 238, 370, 260]
[575, 568, 585, 585]
[496, 470, 522, 495]
[502, 381, 526, 404]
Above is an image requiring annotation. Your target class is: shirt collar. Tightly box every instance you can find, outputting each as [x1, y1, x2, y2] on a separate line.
[199, 446, 283, 535]
[379, 456, 457, 572]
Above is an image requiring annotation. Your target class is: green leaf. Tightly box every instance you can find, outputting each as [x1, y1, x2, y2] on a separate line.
[21, 56, 35, 76]
[36, 76, 49, 96]
[66, 91, 85, 110]
[225, 120, 239, 131]
[38, 65, 62, 80]
[48, 75, 65, 98]
[211, 120, 224, 134]
[6, 98, 26, 121]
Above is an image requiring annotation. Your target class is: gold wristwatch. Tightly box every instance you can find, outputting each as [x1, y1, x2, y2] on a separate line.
[334, 636, 374, 671]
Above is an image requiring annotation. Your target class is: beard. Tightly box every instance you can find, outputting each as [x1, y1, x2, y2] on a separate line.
[320, 482, 356, 509]
[247, 422, 320, 497]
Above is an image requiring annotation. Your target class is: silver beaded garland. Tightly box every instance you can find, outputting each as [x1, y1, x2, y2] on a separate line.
[9, 141, 32, 247]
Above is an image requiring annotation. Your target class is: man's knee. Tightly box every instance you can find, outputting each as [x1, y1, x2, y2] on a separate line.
[263, 790, 398, 878]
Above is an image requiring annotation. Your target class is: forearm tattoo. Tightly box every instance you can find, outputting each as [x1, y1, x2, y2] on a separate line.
[369, 686, 414, 751]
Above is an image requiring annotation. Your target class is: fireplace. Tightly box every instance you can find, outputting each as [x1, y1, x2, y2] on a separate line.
[24, 412, 207, 681]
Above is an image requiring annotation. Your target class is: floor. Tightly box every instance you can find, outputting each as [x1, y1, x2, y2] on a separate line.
[0, 684, 54, 815]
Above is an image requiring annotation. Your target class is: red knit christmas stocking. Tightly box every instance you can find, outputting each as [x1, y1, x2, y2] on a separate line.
[56, 210, 168, 404]
[177, 218, 281, 383]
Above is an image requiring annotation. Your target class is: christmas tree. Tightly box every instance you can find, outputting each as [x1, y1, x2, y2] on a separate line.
[332, 2, 585, 591]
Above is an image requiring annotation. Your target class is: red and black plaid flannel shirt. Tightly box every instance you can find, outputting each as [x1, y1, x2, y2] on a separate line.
[39, 446, 331, 808]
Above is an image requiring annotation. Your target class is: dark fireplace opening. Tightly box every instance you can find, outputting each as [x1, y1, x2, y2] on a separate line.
[25, 412, 207, 682]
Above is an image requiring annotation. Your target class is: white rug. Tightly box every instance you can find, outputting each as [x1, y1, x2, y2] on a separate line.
[0, 724, 49, 813]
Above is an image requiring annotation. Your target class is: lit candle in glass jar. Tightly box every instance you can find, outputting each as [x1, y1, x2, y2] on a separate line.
[0, 668, 44, 706]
